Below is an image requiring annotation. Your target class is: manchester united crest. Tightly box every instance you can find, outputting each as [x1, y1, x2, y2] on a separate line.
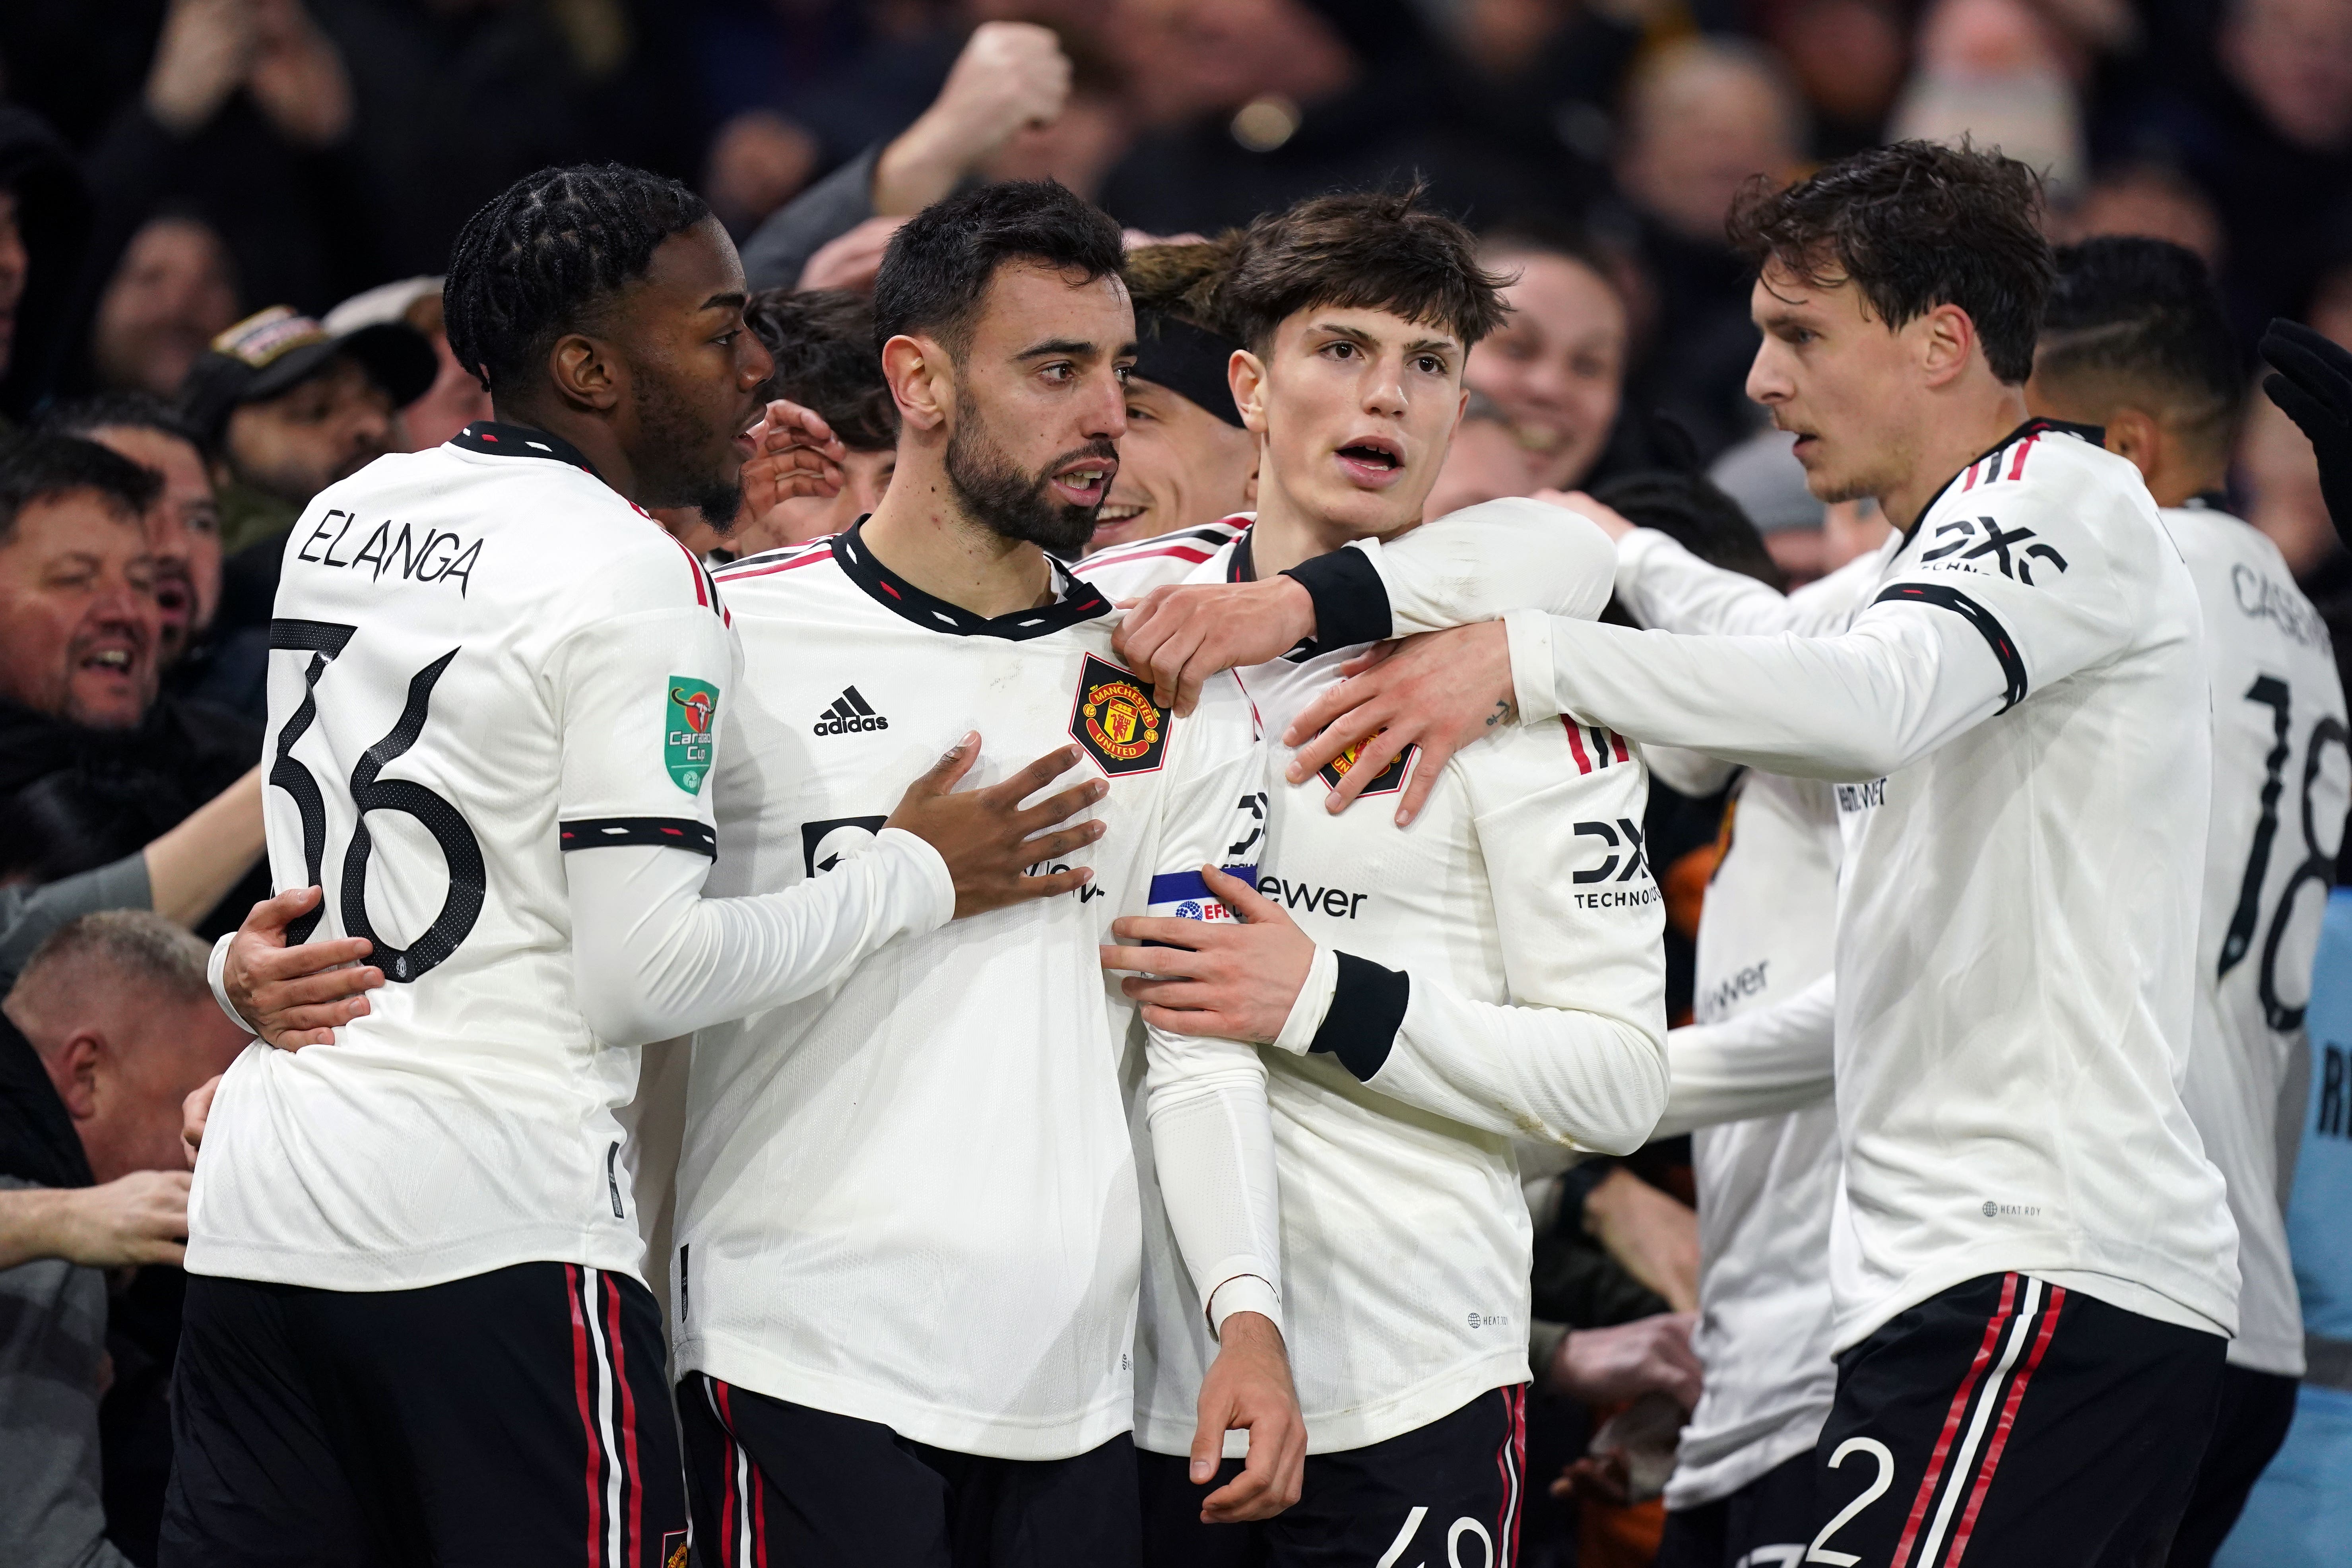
[1317, 732, 1415, 797]
[1069, 654, 1168, 776]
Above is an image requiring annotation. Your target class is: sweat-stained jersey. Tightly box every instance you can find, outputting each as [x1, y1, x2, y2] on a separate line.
[1080, 504, 1668, 1455]
[2166, 500, 2348, 1376]
[673, 522, 1277, 1462]
[1507, 421, 2239, 1353]
[188, 425, 740, 1290]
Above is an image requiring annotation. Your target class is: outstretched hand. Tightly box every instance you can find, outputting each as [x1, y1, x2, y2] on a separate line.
[2261, 318, 2352, 545]
[1281, 622, 1517, 825]
[740, 398, 849, 513]
[885, 735, 1106, 917]
[223, 886, 383, 1048]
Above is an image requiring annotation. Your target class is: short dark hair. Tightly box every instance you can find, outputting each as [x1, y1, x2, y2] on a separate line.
[745, 289, 898, 452]
[1592, 470, 1784, 590]
[2038, 237, 2243, 456]
[871, 180, 1126, 359]
[1132, 187, 1509, 355]
[40, 392, 211, 460]
[0, 433, 163, 548]
[443, 163, 713, 395]
[1727, 140, 2054, 384]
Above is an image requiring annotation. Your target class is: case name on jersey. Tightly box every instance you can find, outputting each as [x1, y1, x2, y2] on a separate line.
[2232, 563, 2332, 650]
[296, 509, 483, 595]
[1256, 875, 1367, 920]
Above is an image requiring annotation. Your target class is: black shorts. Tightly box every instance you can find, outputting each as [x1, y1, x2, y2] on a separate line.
[1653, 1449, 1819, 1568]
[1811, 1272, 2224, 1568]
[1136, 1385, 1527, 1568]
[678, 1372, 1139, 1568]
[2168, 1363, 2298, 1568]
[160, 1262, 686, 1568]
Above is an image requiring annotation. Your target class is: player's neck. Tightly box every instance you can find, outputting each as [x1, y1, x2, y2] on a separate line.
[858, 473, 1058, 619]
[487, 397, 640, 501]
[1881, 385, 2032, 534]
[1244, 470, 1399, 578]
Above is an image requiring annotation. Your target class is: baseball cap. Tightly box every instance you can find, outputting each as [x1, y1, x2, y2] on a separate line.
[179, 305, 437, 449]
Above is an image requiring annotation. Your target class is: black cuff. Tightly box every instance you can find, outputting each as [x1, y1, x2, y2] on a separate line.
[1283, 547, 1392, 649]
[559, 817, 718, 857]
[1308, 951, 1411, 1081]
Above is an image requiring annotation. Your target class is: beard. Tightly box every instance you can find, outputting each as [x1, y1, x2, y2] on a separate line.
[633, 369, 745, 532]
[946, 396, 1108, 557]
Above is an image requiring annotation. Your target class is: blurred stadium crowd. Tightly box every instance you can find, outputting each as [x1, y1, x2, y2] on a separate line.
[0, 2, 2348, 1566]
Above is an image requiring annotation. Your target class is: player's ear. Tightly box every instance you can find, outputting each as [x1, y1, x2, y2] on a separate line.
[546, 332, 621, 413]
[2102, 407, 2163, 485]
[1917, 303, 1975, 390]
[883, 334, 949, 432]
[1230, 349, 1269, 437]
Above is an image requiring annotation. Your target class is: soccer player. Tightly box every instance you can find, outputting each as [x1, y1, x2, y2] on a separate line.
[1286, 142, 2239, 1565]
[2028, 237, 2349, 1566]
[165, 165, 1101, 1567]
[668, 180, 1298, 1568]
[1085, 281, 1259, 555]
[1082, 193, 1669, 1566]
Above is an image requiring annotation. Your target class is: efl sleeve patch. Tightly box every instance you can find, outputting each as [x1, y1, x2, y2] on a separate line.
[1070, 654, 1169, 776]
[665, 677, 719, 793]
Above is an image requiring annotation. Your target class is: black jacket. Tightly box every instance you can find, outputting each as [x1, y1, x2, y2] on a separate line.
[0, 104, 91, 421]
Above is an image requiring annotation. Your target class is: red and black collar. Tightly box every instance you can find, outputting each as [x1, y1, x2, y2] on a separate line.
[832, 518, 1112, 640]
[450, 420, 600, 478]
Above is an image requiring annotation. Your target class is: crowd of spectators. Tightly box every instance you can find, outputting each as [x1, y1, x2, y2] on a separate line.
[0, 2, 2346, 1565]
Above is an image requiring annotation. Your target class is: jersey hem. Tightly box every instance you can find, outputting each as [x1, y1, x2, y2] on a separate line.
[679, 1329, 1133, 1462]
[1664, 1402, 1832, 1510]
[1136, 1348, 1529, 1456]
[184, 1229, 646, 1292]
[1831, 1252, 2235, 1355]
[2224, 1327, 2307, 1377]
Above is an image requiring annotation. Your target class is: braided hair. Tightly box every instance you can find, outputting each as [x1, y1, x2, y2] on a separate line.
[442, 164, 712, 397]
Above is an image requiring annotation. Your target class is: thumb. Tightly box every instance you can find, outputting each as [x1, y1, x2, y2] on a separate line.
[1190, 1383, 1234, 1485]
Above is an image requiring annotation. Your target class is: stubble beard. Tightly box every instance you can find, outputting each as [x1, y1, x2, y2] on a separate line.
[945, 394, 1107, 557]
[634, 369, 745, 532]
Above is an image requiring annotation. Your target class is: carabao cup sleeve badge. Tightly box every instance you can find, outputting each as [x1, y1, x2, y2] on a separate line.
[1069, 654, 1168, 776]
[666, 677, 719, 793]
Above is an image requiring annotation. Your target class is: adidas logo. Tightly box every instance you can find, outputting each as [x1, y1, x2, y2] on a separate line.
[812, 685, 890, 736]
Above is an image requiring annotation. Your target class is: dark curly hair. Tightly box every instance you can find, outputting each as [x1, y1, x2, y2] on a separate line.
[871, 180, 1125, 359]
[442, 163, 712, 395]
[1126, 186, 1510, 355]
[746, 289, 898, 453]
[2038, 236, 2242, 459]
[1727, 140, 2053, 384]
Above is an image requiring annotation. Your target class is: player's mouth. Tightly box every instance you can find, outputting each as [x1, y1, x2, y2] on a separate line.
[1048, 459, 1116, 508]
[1333, 435, 1406, 489]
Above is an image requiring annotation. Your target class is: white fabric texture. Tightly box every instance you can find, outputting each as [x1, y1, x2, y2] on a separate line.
[1506, 425, 2238, 1353]
[673, 532, 1278, 1462]
[188, 441, 935, 1293]
[1083, 506, 1665, 1456]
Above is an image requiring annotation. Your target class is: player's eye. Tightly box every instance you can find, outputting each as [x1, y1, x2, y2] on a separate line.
[1322, 340, 1356, 360]
[1414, 354, 1446, 376]
[1126, 403, 1155, 422]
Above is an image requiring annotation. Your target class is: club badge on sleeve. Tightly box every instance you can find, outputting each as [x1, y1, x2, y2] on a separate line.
[1069, 654, 1168, 776]
[666, 677, 719, 793]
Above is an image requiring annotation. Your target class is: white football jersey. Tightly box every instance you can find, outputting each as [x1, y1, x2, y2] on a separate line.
[1612, 530, 1873, 1510]
[1082, 507, 1667, 1455]
[1509, 422, 2239, 1351]
[673, 524, 1274, 1462]
[2166, 501, 2348, 1376]
[1670, 770, 1842, 1509]
[188, 425, 740, 1290]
